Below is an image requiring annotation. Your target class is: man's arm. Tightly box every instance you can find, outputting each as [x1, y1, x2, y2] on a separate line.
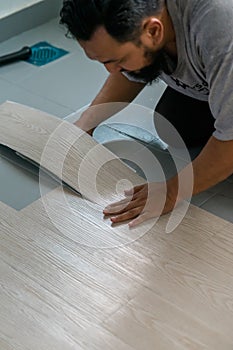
[104, 136, 233, 227]
[168, 136, 233, 201]
[75, 72, 145, 134]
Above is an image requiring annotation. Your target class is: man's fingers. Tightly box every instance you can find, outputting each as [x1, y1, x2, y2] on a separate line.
[104, 198, 132, 214]
[104, 187, 148, 215]
[102, 181, 169, 227]
[110, 207, 143, 224]
[128, 212, 152, 228]
[103, 183, 151, 225]
[104, 199, 143, 215]
[124, 184, 146, 196]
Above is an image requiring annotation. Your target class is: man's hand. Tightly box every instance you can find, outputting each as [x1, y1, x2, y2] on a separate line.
[104, 137, 233, 228]
[103, 181, 177, 227]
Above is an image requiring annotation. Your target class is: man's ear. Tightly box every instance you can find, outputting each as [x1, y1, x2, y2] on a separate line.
[140, 17, 164, 48]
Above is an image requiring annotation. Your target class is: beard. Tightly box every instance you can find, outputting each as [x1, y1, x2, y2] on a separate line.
[125, 48, 174, 85]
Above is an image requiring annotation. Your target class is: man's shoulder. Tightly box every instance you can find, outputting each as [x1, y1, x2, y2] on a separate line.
[168, 0, 233, 18]
[167, 0, 200, 13]
[167, 0, 233, 38]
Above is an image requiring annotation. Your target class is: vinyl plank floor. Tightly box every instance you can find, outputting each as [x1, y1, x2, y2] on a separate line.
[1, 101, 233, 349]
[103, 288, 233, 350]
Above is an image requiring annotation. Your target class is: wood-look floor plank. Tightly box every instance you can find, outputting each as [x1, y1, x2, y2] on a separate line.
[0, 200, 18, 219]
[0, 101, 62, 161]
[103, 287, 233, 350]
[94, 246, 233, 341]
[87, 209, 233, 340]
[79, 326, 136, 350]
[18, 198, 233, 340]
[0, 260, 87, 350]
[0, 218, 129, 322]
[190, 216, 233, 277]
[1, 102, 233, 348]
[0, 101, 143, 205]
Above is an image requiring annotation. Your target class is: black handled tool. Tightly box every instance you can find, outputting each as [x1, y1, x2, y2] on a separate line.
[0, 46, 32, 66]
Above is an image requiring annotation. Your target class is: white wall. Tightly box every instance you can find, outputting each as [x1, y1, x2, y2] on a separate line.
[0, 0, 42, 19]
[0, 0, 63, 42]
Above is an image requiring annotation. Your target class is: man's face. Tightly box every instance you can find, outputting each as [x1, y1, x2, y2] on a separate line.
[79, 27, 169, 84]
[126, 48, 169, 84]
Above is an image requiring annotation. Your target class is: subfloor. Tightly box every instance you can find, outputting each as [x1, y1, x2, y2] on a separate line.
[0, 17, 232, 223]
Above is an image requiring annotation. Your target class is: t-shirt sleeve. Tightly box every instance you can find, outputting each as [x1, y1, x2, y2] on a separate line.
[194, 0, 233, 141]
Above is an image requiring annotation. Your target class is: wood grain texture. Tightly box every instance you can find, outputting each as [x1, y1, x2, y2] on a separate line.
[0, 101, 233, 349]
[0, 101, 143, 205]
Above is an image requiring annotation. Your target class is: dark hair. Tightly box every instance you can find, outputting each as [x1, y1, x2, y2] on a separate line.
[60, 0, 164, 43]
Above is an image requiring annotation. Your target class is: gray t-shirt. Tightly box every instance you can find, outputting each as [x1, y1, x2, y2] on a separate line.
[124, 0, 233, 141]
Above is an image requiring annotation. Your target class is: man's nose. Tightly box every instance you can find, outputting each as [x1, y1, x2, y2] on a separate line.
[104, 62, 122, 73]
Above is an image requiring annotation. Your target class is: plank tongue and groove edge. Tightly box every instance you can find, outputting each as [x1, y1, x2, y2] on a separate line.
[0, 101, 144, 205]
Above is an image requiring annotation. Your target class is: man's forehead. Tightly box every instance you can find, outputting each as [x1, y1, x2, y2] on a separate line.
[85, 26, 116, 45]
[79, 41, 119, 63]
[78, 28, 128, 63]
[79, 27, 116, 51]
